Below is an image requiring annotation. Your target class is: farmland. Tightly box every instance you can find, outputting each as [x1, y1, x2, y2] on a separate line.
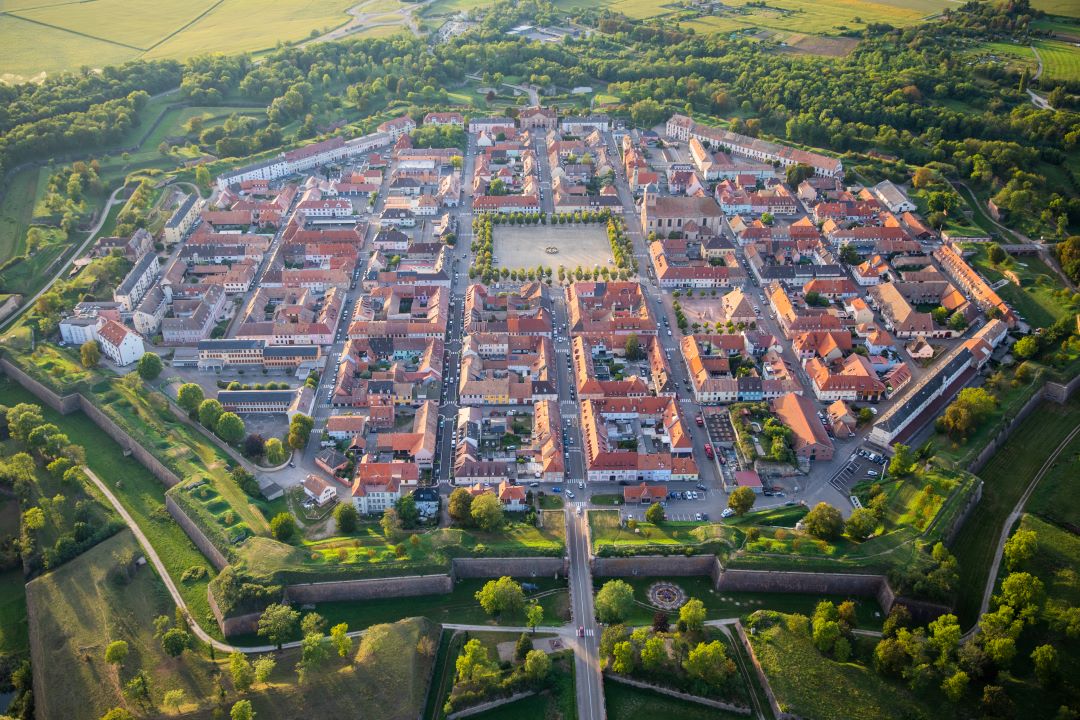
[0, 0, 375, 81]
[680, 0, 950, 37]
[1034, 38, 1080, 82]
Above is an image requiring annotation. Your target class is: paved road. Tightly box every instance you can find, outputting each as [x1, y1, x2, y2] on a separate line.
[0, 185, 126, 333]
[566, 507, 605, 720]
[966, 421, 1080, 639]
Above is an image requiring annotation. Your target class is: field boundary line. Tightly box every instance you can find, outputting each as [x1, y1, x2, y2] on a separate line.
[4, 11, 149, 51]
[140, 0, 225, 54]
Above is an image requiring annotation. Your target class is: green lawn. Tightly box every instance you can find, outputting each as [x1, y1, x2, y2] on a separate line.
[746, 612, 940, 720]
[949, 396, 1080, 626]
[1024, 429, 1080, 530]
[467, 651, 577, 720]
[597, 575, 883, 629]
[0, 377, 222, 639]
[228, 577, 571, 647]
[0, 231, 74, 296]
[962, 242, 1080, 329]
[1034, 37, 1080, 82]
[605, 679, 749, 720]
[0, 166, 40, 267]
[589, 509, 738, 555]
[0, 497, 27, 659]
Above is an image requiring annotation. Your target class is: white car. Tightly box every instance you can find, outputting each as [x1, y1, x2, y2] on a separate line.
[721, 508, 735, 518]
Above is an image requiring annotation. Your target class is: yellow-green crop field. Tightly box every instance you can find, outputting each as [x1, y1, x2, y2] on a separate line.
[0, 0, 405, 81]
[681, 0, 951, 37]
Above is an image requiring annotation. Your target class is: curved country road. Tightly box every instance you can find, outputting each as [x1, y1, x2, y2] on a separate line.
[963, 421, 1080, 641]
[84, 466, 571, 653]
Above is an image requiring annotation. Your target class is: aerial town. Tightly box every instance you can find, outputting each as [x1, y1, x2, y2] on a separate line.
[0, 1, 1078, 718]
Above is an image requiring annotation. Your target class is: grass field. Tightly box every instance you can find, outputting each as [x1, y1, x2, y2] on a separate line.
[0, 167, 41, 268]
[599, 574, 884, 629]
[0, 228, 74, 296]
[589, 509, 737, 555]
[0, 0, 362, 80]
[605, 679, 749, 720]
[26, 530, 219, 720]
[1031, 0, 1080, 18]
[0, 377, 222, 639]
[27, 530, 439, 719]
[963, 40, 1039, 75]
[747, 612, 943, 720]
[229, 577, 571, 647]
[680, 0, 949, 37]
[1034, 38, 1080, 82]
[0, 497, 27, 660]
[1024, 428, 1080, 530]
[949, 396, 1080, 627]
[961, 242, 1079, 329]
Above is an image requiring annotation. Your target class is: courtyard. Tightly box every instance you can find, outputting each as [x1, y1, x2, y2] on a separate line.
[493, 224, 612, 271]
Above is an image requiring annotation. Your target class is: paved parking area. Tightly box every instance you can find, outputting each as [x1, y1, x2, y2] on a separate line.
[494, 224, 611, 270]
[828, 448, 888, 501]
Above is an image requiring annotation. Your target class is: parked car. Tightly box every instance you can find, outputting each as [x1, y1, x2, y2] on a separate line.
[721, 508, 735, 518]
[566, 491, 575, 499]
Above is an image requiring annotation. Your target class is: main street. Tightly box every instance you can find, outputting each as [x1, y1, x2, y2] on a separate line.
[566, 501, 604, 720]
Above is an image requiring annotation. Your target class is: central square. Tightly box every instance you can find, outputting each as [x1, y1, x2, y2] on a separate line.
[493, 224, 613, 271]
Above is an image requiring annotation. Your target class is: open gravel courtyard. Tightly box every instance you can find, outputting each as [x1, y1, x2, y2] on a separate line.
[494, 224, 612, 271]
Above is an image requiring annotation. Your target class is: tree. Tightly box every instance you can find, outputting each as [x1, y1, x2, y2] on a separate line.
[987, 244, 1007, 264]
[330, 622, 352, 658]
[287, 414, 314, 450]
[100, 709, 136, 720]
[80, 340, 100, 367]
[253, 656, 276, 685]
[684, 641, 734, 688]
[645, 501, 665, 524]
[270, 512, 297, 542]
[176, 383, 204, 413]
[475, 576, 525, 616]
[163, 688, 186, 713]
[265, 437, 287, 465]
[448, 488, 473, 525]
[299, 631, 329, 676]
[1004, 528, 1038, 570]
[395, 494, 420, 528]
[981, 685, 1013, 719]
[652, 611, 670, 633]
[104, 640, 128, 667]
[215, 412, 245, 443]
[624, 333, 642, 361]
[161, 627, 190, 657]
[1032, 644, 1058, 686]
[456, 639, 498, 686]
[845, 508, 879, 541]
[640, 636, 667, 672]
[786, 163, 815, 187]
[941, 669, 969, 702]
[23, 507, 45, 531]
[230, 699, 255, 720]
[928, 614, 960, 667]
[471, 492, 504, 531]
[243, 433, 265, 458]
[301, 612, 327, 636]
[195, 165, 212, 190]
[938, 387, 997, 440]
[137, 352, 162, 380]
[378, 504, 404, 540]
[230, 652, 254, 693]
[595, 580, 635, 623]
[839, 243, 861, 265]
[198, 399, 224, 428]
[612, 641, 636, 673]
[888, 443, 915, 476]
[728, 486, 756, 516]
[803, 502, 843, 540]
[527, 602, 543, 634]
[948, 311, 967, 332]
[998, 572, 1044, 623]
[515, 632, 532, 663]
[524, 649, 551, 680]
[258, 603, 299, 650]
[1013, 335, 1039, 360]
[334, 502, 359, 533]
[679, 598, 706, 632]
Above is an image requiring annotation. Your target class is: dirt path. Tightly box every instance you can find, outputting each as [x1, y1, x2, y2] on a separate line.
[1027, 44, 1051, 109]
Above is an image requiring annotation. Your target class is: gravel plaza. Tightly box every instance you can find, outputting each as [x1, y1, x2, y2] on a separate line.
[493, 224, 613, 271]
